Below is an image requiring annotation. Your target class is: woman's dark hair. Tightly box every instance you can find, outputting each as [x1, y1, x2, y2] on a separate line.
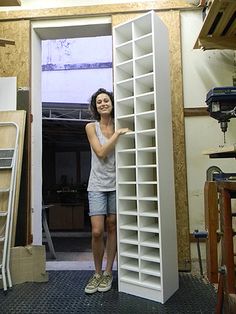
[89, 88, 114, 121]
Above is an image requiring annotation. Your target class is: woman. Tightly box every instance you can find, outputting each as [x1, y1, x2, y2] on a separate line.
[84, 88, 130, 294]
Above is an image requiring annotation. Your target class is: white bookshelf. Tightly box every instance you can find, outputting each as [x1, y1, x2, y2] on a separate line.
[114, 11, 179, 303]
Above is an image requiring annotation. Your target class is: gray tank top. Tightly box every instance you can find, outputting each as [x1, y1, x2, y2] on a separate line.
[87, 121, 116, 191]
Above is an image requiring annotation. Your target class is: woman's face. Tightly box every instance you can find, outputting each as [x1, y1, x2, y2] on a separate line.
[96, 93, 113, 116]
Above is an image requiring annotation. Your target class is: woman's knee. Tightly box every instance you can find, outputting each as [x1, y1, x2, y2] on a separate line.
[92, 228, 103, 239]
[106, 216, 116, 233]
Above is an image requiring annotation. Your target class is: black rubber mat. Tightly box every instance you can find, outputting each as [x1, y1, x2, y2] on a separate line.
[0, 271, 217, 313]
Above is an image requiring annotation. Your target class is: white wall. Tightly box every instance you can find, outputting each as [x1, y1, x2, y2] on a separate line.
[0, 77, 17, 110]
[181, 10, 236, 260]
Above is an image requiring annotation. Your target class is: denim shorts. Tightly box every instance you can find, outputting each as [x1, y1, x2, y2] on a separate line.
[88, 191, 116, 216]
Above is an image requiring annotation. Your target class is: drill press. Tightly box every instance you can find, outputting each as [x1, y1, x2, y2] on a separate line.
[206, 86, 236, 144]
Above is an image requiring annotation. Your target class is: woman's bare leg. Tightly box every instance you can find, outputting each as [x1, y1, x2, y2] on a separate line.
[104, 214, 117, 273]
[90, 215, 105, 274]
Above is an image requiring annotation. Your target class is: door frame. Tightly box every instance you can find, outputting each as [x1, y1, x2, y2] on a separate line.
[31, 16, 112, 244]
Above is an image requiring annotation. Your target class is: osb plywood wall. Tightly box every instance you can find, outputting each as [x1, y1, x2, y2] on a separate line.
[0, 0, 194, 270]
[0, 20, 30, 88]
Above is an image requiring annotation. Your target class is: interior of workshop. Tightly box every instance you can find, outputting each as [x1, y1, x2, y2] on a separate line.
[0, 0, 236, 313]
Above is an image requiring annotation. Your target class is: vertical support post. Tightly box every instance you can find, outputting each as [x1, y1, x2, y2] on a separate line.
[204, 181, 219, 283]
[219, 186, 235, 294]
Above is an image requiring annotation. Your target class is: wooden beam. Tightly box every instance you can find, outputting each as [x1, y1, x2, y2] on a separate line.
[0, 1, 195, 21]
[184, 107, 208, 117]
[0, 37, 15, 46]
[0, 0, 21, 6]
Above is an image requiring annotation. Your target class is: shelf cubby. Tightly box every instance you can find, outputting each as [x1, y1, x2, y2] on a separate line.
[140, 231, 159, 247]
[137, 149, 156, 166]
[120, 256, 139, 271]
[136, 112, 155, 131]
[116, 115, 135, 131]
[135, 73, 154, 96]
[120, 229, 138, 244]
[118, 167, 136, 183]
[136, 130, 156, 149]
[139, 216, 159, 232]
[141, 260, 160, 276]
[134, 34, 153, 57]
[116, 132, 135, 151]
[118, 199, 137, 216]
[115, 42, 133, 63]
[120, 243, 139, 258]
[117, 151, 136, 167]
[138, 184, 157, 199]
[140, 274, 161, 290]
[116, 79, 134, 100]
[116, 60, 134, 82]
[135, 54, 153, 76]
[116, 97, 134, 116]
[118, 183, 136, 198]
[119, 214, 138, 230]
[114, 23, 133, 45]
[139, 200, 158, 217]
[133, 14, 151, 39]
[138, 167, 156, 183]
[136, 93, 155, 114]
[140, 246, 160, 262]
[120, 269, 140, 283]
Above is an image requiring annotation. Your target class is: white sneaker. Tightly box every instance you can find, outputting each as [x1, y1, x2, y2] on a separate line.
[84, 273, 103, 294]
[98, 271, 113, 292]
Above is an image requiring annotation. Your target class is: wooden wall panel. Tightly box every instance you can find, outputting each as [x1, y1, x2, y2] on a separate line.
[0, 20, 30, 88]
[0, 1, 193, 20]
[159, 11, 191, 271]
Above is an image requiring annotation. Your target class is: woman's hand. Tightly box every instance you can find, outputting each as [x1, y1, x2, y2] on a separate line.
[116, 128, 132, 135]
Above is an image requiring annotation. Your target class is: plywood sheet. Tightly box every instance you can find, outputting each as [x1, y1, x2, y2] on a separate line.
[0, 110, 26, 246]
[158, 10, 191, 271]
[0, 20, 30, 88]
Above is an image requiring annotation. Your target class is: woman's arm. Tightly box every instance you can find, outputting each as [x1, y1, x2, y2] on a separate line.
[85, 122, 130, 159]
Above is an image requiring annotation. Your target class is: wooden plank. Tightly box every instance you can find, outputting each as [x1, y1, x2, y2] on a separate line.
[202, 144, 236, 155]
[0, 0, 21, 6]
[184, 107, 208, 117]
[0, 1, 194, 21]
[0, 111, 26, 245]
[0, 38, 15, 46]
[213, 3, 236, 36]
[197, 37, 236, 50]
[227, 18, 236, 36]
[204, 181, 219, 283]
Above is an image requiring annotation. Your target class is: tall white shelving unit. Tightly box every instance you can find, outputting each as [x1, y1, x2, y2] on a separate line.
[113, 11, 179, 303]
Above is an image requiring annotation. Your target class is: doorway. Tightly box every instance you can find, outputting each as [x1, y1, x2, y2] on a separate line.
[31, 17, 112, 269]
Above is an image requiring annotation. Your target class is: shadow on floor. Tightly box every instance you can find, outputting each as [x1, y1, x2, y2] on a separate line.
[0, 271, 217, 313]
